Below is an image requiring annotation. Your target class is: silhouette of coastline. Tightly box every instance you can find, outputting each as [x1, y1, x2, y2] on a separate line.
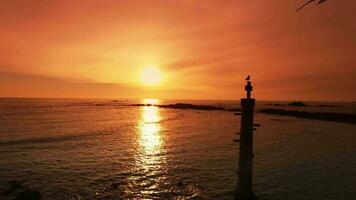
[315, 104, 340, 107]
[0, 180, 42, 200]
[267, 101, 308, 107]
[129, 103, 244, 112]
[127, 102, 353, 124]
[267, 101, 340, 108]
[129, 103, 225, 111]
[227, 108, 242, 112]
[259, 109, 356, 124]
[287, 101, 308, 107]
[159, 103, 225, 110]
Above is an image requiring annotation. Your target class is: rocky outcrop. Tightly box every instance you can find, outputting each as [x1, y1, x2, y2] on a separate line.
[259, 109, 356, 124]
[0, 180, 42, 200]
[129, 103, 225, 111]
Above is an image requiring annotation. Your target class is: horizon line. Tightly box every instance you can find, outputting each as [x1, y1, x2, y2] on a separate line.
[0, 96, 355, 103]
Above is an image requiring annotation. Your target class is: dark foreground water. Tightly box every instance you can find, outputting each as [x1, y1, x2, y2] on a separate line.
[0, 99, 355, 200]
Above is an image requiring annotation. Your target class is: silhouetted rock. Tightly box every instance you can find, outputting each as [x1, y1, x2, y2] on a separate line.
[111, 182, 119, 189]
[0, 180, 23, 196]
[9, 181, 23, 190]
[15, 189, 42, 200]
[235, 191, 259, 200]
[177, 181, 184, 187]
[266, 103, 285, 106]
[159, 103, 224, 110]
[227, 108, 242, 112]
[0, 180, 42, 200]
[316, 104, 340, 107]
[267, 102, 308, 107]
[129, 103, 225, 111]
[259, 109, 356, 124]
[287, 101, 308, 107]
[253, 123, 261, 127]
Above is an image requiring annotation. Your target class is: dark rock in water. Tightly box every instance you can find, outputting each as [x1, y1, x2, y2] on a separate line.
[259, 109, 356, 124]
[316, 104, 340, 107]
[266, 103, 285, 106]
[267, 102, 308, 107]
[235, 191, 259, 200]
[287, 101, 308, 107]
[0, 180, 23, 196]
[177, 181, 184, 187]
[233, 138, 240, 142]
[15, 189, 42, 200]
[111, 182, 119, 189]
[0, 181, 41, 200]
[9, 181, 23, 190]
[227, 108, 242, 112]
[0, 186, 12, 196]
[158, 103, 225, 111]
[129, 103, 225, 111]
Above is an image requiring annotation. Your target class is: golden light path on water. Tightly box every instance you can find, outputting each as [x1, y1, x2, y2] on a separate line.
[132, 99, 167, 197]
[139, 99, 163, 155]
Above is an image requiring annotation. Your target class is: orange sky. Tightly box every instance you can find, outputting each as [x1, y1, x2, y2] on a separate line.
[0, 0, 355, 101]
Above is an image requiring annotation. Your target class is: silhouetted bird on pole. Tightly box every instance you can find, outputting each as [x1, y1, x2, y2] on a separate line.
[245, 75, 250, 81]
[297, 0, 328, 11]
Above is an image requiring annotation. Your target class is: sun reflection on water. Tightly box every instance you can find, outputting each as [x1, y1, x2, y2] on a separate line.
[134, 99, 166, 191]
[139, 104, 162, 155]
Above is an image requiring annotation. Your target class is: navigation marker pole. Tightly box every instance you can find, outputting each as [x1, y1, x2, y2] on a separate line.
[235, 77, 257, 200]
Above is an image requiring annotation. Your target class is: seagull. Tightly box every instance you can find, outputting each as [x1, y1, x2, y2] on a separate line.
[245, 75, 250, 81]
[297, 0, 328, 11]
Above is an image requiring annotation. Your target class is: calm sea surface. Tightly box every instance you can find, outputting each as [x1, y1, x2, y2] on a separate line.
[0, 99, 355, 200]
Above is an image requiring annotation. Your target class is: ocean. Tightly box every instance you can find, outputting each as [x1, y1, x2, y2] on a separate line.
[0, 98, 355, 200]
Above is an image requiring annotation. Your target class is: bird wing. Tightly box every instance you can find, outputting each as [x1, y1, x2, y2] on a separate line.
[297, 0, 315, 11]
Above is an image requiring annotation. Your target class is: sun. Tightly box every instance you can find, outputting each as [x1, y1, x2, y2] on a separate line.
[140, 66, 163, 86]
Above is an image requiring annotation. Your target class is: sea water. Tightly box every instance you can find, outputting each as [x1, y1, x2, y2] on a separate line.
[0, 99, 355, 200]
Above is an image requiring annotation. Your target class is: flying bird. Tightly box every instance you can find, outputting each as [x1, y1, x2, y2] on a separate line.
[245, 75, 250, 81]
[317, 0, 327, 4]
[297, 0, 328, 11]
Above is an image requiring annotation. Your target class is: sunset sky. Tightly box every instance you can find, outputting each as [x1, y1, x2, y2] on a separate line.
[0, 0, 355, 101]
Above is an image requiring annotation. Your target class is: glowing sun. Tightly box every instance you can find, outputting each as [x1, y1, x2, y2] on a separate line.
[140, 66, 163, 86]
